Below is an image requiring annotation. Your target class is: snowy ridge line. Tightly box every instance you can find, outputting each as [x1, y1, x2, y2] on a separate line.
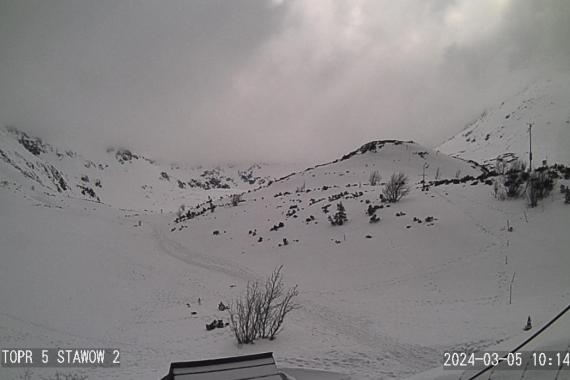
[467, 303, 570, 380]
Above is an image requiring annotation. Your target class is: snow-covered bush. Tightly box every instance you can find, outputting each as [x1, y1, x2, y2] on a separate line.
[228, 266, 299, 344]
[382, 172, 410, 202]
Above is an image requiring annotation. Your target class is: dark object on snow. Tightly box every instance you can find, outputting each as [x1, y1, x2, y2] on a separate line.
[524, 316, 532, 331]
[218, 301, 228, 311]
[270, 222, 285, 231]
[206, 319, 226, 331]
[367, 204, 381, 216]
[369, 214, 380, 223]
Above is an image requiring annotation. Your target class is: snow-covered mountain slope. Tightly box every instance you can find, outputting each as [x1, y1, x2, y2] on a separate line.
[1, 139, 569, 380]
[168, 141, 569, 372]
[438, 71, 570, 167]
[0, 127, 301, 211]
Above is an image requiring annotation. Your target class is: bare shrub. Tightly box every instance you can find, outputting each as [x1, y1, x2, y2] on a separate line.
[258, 266, 299, 340]
[382, 172, 410, 202]
[369, 170, 381, 186]
[493, 179, 506, 200]
[230, 193, 243, 206]
[503, 159, 527, 198]
[527, 170, 554, 207]
[228, 281, 262, 344]
[495, 158, 506, 175]
[228, 266, 299, 344]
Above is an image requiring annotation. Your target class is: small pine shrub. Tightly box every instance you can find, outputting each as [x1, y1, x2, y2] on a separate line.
[328, 202, 348, 226]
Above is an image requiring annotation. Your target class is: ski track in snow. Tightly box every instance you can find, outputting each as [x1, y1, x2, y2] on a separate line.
[150, 221, 258, 283]
[148, 219, 441, 379]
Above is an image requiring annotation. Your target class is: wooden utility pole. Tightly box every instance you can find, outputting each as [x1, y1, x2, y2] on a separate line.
[528, 123, 533, 171]
[509, 272, 516, 305]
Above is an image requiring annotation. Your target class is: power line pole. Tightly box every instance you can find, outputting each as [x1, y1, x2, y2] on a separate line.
[422, 162, 428, 190]
[528, 123, 533, 171]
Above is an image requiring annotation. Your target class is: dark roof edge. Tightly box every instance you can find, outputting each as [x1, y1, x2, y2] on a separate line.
[169, 352, 274, 372]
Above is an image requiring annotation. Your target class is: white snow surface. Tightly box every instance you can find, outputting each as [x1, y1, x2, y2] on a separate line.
[0, 126, 301, 212]
[438, 70, 570, 167]
[1, 136, 569, 379]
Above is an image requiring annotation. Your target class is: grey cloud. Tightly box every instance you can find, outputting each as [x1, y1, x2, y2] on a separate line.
[0, 0, 569, 164]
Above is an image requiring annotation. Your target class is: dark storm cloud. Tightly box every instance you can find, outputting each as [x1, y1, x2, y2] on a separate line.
[0, 0, 569, 163]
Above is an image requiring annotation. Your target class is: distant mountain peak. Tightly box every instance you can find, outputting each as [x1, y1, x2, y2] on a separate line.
[342, 140, 416, 161]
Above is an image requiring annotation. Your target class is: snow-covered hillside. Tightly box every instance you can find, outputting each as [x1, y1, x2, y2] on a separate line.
[2, 138, 568, 379]
[0, 126, 301, 211]
[438, 71, 570, 167]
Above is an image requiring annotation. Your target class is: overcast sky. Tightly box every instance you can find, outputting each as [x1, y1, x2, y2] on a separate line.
[1, 0, 569, 164]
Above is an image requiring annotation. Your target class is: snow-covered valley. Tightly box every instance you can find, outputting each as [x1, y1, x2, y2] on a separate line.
[1, 126, 569, 379]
